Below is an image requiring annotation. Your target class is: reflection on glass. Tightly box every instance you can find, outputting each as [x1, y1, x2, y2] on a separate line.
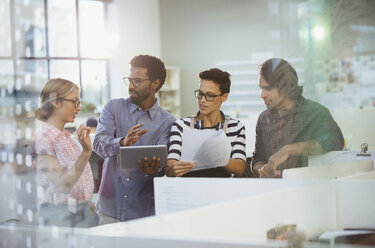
[50, 59, 79, 84]
[79, 0, 107, 58]
[81, 60, 108, 107]
[0, 0, 12, 56]
[48, 0, 77, 57]
[14, 0, 46, 57]
[0, 58, 41, 227]
[15, 59, 48, 97]
[0, 60, 14, 95]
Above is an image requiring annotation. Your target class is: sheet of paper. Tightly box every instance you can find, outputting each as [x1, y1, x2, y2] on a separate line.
[154, 177, 322, 215]
[181, 128, 231, 170]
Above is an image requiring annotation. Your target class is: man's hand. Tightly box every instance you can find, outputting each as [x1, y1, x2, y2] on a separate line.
[259, 163, 280, 178]
[121, 123, 147, 146]
[263, 145, 290, 177]
[165, 160, 194, 177]
[139, 156, 160, 175]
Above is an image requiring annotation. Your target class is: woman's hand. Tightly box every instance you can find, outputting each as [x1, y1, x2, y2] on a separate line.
[121, 123, 148, 146]
[89, 201, 97, 214]
[165, 160, 194, 177]
[76, 124, 92, 155]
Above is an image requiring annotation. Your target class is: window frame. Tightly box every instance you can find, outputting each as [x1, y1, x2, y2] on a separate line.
[0, 0, 110, 102]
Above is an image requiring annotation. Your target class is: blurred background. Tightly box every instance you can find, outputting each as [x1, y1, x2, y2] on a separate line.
[0, 0, 374, 245]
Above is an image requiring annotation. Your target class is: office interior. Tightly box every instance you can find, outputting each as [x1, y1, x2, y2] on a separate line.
[0, 0, 374, 247]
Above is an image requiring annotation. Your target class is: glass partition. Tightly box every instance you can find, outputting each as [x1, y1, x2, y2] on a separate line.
[79, 0, 106, 58]
[0, 0, 12, 56]
[14, 0, 46, 57]
[0, 0, 374, 247]
[48, 0, 78, 57]
[49, 59, 80, 84]
[81, 60, 108, 108]
[0, 0, 110, 234]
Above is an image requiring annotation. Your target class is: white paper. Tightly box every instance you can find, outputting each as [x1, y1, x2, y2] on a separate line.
[154, 177, 316, 215]
[181, 128, 231, 170]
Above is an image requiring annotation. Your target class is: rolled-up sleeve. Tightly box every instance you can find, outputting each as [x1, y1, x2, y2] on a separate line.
[93, 100, 123, 158]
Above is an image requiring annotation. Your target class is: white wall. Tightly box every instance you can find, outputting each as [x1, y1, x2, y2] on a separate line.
[160, 0, 255, 116]
[110, 0, 161, 99]
[331, 107, 375, 151]
[159, 0, 303, 117]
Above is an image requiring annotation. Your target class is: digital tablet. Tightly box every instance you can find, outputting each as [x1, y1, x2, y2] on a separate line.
[119, 145, 167, 169]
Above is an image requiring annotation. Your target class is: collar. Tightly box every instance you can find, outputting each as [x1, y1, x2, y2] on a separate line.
[193, 110, 226, 120]
[41, 121, 72, 138]
[129, 98, 160, 120]
[192, 110, 227, 129]
[267, 96, 305, 119]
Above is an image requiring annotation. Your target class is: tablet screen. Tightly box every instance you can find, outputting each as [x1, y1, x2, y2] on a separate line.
[119, 145, 167, 169]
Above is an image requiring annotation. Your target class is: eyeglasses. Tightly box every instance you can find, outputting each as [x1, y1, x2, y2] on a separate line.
[194, 90, 224, 102]
[59, 98, 81, 108]
[123, 77, 150, 87]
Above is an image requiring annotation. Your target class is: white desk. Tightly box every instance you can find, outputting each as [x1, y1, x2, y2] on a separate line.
[309, 150, 375, 169]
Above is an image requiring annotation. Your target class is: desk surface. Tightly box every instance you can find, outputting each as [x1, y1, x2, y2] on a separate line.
[309, 151, 375, 168]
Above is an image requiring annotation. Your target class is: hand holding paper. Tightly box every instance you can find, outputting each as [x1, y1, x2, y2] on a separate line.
[181, 128, 231, 171]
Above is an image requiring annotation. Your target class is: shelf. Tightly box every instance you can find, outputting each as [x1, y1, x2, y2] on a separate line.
[158, 66, 181, 118]
[159, 87, 179, 92]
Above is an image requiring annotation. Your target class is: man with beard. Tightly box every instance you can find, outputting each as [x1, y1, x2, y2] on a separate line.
[93, 55, 175, 224]
[252, 58, 344, 178]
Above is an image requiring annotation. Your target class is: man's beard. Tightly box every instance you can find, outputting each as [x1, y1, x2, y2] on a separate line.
[129, 89, 150, 105]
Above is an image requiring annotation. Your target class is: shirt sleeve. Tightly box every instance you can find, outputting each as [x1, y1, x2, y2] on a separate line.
[93, 100, 123, 158]
[167, 119, 184, 161]
[312, 107, 345, 152]
[34, 132, 56, 157]
[251, 116, 267, 170]
[229, 121, 247, 162]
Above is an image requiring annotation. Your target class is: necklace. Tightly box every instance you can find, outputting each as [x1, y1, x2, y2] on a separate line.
[197, 111, 223, 129]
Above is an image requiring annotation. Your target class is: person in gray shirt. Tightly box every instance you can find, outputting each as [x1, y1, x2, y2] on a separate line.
[93, 55, 175, 224]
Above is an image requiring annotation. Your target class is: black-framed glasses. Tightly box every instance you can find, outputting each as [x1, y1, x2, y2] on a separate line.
[123, 77, 150, 87]
[194, 89, 224, 102]
[59, 98, 81, 108]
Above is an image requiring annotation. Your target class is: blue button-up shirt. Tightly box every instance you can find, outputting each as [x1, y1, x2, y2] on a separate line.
[93, 98, 175, 221]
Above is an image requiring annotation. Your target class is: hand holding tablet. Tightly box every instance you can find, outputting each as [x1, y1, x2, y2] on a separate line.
[119, 145, 167, 171]
[139, 156, 161, 175]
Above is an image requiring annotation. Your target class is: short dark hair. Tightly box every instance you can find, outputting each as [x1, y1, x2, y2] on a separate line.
[199, 68, 231, 94]
[130, 54, 167, 92]
[260, 58, 303, 101]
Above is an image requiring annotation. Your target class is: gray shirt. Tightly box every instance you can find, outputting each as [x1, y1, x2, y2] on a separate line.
[252, 96, 344, 171]
[93, 98, 175, 221]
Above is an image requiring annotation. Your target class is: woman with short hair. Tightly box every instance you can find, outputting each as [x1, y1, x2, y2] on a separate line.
[166, 68, 247, 177]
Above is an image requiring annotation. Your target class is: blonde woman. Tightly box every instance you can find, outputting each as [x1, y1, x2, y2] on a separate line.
[33, 78, 97, 227]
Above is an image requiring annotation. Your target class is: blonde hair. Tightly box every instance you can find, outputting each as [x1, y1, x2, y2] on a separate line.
[34, 78, 79, 121]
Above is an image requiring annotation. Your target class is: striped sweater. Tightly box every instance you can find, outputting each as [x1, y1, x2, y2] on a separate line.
[168, 115, 246, 163]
